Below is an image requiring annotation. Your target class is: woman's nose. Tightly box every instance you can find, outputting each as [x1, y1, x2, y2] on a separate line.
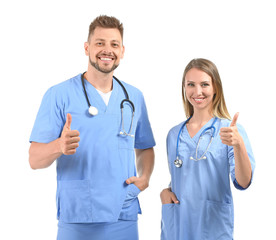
[195, 85, 203, 95]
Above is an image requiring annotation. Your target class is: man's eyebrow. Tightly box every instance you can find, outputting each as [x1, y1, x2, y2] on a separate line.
[95, 38, 105, 41]
[111, 40, 121, 44]
[95, 39, 121, 43]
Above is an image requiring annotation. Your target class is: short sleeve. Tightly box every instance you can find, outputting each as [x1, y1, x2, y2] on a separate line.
[134, 93, 155, 149]
[228, 124, 256, 190]
[29, 87, 65, 143]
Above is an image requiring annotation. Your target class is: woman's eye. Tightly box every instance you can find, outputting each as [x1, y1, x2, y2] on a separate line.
[187, 83, 194, 87]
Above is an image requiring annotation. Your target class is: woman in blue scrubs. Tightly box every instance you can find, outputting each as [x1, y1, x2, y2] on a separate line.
[160, 58, 255, 240]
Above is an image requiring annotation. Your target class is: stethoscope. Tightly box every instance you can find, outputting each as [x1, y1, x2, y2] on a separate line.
[174, 117, 218, 168]
[81, 72, 135, 137]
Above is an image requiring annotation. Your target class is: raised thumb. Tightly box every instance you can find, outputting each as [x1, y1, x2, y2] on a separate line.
[230, 112, 239, 127]
[64, 113, 72, 130]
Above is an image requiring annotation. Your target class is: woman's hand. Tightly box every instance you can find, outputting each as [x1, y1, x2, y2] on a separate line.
[220, 112, 252, 188]
[160, 188, 179, 204]
[219, 112, 242, 147]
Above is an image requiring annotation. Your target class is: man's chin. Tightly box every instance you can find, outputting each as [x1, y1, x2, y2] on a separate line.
[97, 66, 117, 74]
[90, 61, 119, 74]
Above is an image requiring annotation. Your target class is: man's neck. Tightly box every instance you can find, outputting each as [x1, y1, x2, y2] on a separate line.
[85, 67, 114, 93]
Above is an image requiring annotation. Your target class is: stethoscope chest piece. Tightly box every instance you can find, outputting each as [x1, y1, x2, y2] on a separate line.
[89, 106, 98, 116]
[81, 72, 135, 137]
[174, 157, 183, 168]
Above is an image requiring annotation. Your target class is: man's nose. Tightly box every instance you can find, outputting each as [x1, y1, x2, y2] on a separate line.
[101, 45, 113, 55]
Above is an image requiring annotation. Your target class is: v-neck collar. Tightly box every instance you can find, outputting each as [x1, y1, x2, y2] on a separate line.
[184, 117, 215, 144]
[83, 76, 120, 114]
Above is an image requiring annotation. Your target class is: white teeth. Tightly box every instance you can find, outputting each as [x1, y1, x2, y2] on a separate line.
[100, 57, 112, 61]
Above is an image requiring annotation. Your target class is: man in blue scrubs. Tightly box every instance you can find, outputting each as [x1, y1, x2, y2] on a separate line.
[29, 15, 155, 240]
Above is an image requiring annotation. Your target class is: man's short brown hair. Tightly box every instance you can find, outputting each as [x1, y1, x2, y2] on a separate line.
[88, 15, 124, 42]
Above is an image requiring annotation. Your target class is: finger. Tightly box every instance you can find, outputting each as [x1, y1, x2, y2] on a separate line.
[63, 133, 80, 144]
[220, 127, 232, 133]
[64, 113, 72, 130]
[230, 112, 239, 127]
[220, 137, 232, 143]
[221, 141, 232, 146]
[126, 176, 137, 185]
[221, 137, 233, 144]
[65, 130, 80, 137]
[219, 132, 232, 138]
[171, 194, 179, 204]
[66, 143, 79, 150]
[67, 136, 80, 144]
[64, 149, 77, 155]
[64, 138, 79, 147]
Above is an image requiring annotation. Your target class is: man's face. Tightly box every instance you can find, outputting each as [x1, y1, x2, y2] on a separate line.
[84, 27, 125, 74]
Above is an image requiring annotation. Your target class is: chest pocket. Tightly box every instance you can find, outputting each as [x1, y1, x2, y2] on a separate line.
[119, 113, 136, 149]
[118, 101, 137, 149]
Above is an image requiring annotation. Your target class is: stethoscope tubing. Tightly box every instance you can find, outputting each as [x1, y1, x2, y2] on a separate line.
[176, 116, 192, 158]
[81, 72, 135, 137]
[81, 72, 134, 111]
[175, 117, 218, 166]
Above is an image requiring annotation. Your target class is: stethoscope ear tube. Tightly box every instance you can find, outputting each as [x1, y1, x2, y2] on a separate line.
[81, 72, 92, 108]
[120, 99, 135, 112]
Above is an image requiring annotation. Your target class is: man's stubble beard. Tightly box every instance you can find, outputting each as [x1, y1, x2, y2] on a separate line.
[89, 56, 119, 74]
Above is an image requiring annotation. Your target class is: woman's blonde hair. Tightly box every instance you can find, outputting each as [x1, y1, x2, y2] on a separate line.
[182, 58, 231, 120]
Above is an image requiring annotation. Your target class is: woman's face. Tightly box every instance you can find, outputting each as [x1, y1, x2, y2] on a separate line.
[184, 68, 215, 113]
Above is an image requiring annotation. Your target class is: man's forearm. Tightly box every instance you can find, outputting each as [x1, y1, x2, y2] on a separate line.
[135, 147, 155, 182]
[29, 139, 62, 170]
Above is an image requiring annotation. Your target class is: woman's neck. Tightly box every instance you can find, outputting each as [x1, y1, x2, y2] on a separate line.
[189, 109, 213, 126]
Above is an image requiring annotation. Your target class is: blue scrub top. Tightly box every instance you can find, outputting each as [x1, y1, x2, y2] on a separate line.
[30, 74, 155, 223]
[161, 118, 255, 240]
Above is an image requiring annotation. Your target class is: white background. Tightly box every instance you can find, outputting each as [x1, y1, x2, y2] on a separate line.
[0, 0, 275, 239]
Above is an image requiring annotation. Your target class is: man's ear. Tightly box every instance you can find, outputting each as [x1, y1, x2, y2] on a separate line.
[84, 42, 89, 56]
[121, 45, 125, 59]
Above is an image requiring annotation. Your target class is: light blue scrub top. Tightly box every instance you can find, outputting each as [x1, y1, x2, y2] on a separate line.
[30, 74, 155, 223]
[161, 118, 255, 240]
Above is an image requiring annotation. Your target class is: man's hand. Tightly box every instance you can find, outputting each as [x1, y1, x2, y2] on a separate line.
[125, 176, 149, 191]
[59, 113, 80, 155]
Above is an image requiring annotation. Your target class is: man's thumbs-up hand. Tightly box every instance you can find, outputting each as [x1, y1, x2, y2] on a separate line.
[59, 113, 80, 155]
[219, 113, 242, 147]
